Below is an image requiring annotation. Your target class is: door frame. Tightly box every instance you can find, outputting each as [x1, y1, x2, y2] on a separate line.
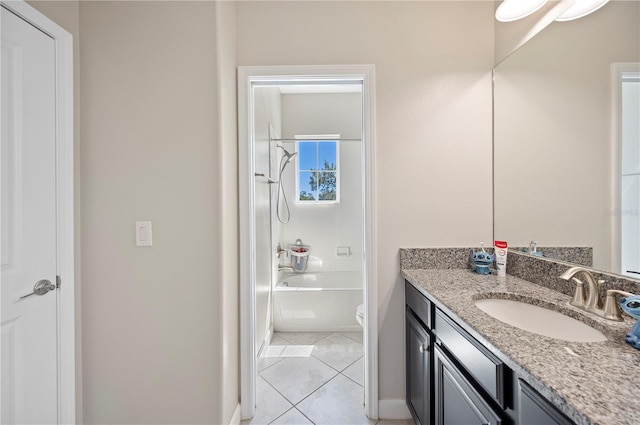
[238, 64, 377, 420]
[1, 1, 75, 422]
[610, 62, 640, 274]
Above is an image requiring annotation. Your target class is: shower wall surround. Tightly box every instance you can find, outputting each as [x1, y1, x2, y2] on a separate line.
[254, 87, 282, 354]
[279, 93, 364, 273]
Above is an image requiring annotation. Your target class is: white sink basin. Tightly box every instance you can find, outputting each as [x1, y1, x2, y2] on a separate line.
[475, 299, 607, 343]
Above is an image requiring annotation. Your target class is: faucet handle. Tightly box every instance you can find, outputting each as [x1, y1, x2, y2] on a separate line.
[569, 277, 586, 308]
[276, 242, 288, 258]
[594, 279, 606, 309]
[604, 290, 634, 321]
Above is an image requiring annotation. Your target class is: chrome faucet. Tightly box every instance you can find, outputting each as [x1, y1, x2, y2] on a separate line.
[559, 266, 632, 321]
[278, 266, 294, 272]
[560, 266, 602, 310]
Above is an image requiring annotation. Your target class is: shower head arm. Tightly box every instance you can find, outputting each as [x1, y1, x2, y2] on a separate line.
[276, 145, 298, 165]
[276, 144, 295, 158]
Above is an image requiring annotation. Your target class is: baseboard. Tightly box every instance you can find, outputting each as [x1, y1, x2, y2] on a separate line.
[229, 403, 241, 425]
[256, 326, 274, 372]
[378, 399, 411, 420]
[266, 324, 273, 346]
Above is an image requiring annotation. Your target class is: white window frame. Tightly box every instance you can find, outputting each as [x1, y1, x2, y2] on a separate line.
[295, 135, 341, 204]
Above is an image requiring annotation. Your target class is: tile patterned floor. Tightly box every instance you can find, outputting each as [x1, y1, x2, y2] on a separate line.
[241, 331, 415, 425]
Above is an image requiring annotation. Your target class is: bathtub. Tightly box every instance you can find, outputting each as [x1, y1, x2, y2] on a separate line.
[273, 271, 363, 332]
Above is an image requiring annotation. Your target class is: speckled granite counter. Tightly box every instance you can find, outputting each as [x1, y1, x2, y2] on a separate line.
[402, 268, 640, 425]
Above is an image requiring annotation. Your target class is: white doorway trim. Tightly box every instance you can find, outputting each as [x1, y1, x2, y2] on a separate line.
[610, 62, 640, 275]
[1, 1, 75, 422]
[238, 65, 377, 420]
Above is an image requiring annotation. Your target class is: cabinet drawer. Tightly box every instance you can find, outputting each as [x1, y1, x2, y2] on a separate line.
[435, 309, 505, 407]
[405, 281, 432, 329]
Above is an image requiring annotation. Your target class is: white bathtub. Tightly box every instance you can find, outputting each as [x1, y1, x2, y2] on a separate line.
[273, 271, 363, 332]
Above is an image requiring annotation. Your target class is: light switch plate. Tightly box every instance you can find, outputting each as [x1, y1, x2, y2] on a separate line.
[136, 221, 152, 247]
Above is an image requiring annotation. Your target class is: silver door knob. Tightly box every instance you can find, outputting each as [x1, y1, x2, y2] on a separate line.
[20, 280, 56, 299]
[419, 344, 426, 354]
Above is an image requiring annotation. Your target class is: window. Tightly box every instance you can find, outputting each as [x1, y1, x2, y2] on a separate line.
[296, 138, 340, 203]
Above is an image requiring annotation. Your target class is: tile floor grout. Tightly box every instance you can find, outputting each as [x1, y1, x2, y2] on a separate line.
[260, 380, 317, 425]
[261, 337, 364, 392]
[251, 331, 367, 425]
[339, 332, 364, 344]
[270, 407, 315, 425]
[260, 353, 365, 412]
[259, 362, 363, 411]
[262, 371, 363, 425]
[262, 332, 363, 376]
[246, 330, 414, 425]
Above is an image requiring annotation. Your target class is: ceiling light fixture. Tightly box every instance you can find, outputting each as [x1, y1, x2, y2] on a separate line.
[555, 0, 610, 22]
[495, 0, 548, 22]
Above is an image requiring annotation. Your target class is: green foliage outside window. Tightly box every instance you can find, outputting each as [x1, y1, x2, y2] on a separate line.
[297, 141, 339, 203]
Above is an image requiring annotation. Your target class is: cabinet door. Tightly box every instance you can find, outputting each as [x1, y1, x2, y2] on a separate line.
[434, 346, 502, 425]
[519, 380, 574, 425]
[406, 309, 431, 425]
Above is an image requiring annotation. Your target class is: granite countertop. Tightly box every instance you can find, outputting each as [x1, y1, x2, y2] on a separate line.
[402, 268, 640, 425]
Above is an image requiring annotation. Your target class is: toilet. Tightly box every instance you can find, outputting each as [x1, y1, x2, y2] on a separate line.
[356, 304, 364, 327]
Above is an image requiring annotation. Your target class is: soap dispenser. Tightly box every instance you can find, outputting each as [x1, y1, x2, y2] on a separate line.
[528, 240, 544, 257]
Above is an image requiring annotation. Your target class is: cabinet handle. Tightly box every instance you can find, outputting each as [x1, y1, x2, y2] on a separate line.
[419, 344, 426, 354]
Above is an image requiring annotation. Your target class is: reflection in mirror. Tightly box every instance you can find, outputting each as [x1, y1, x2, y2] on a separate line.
[619, 65, 640, 277]
[494, 0, 574, 66]
[494, 1, 640, 275]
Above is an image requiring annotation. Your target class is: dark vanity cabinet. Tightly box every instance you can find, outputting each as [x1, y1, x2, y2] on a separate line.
[434, 345, 501, 425]
[406, 312, 431, 425]
[405, 280, 575, 425]
[433, 308, 504, 425]
[518, 380, 574, 425]
[405, 283, 433, 425]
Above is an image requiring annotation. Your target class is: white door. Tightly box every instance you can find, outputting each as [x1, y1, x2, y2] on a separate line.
[1, 5, 59, 424]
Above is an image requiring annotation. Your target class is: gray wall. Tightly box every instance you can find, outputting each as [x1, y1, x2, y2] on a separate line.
[26, 0, 497, 420]
[215, 1, 240, 421]
[237, 0, 495, 405]
[79, 2, 223, 422]
[43, 1, 238, 423]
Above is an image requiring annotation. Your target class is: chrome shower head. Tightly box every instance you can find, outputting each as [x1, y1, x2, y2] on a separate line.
[277, 145, 297, 164]
[284, 151, 298, 164]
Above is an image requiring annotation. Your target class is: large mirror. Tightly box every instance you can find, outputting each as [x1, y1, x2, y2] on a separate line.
[494, 0, 640, 277]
